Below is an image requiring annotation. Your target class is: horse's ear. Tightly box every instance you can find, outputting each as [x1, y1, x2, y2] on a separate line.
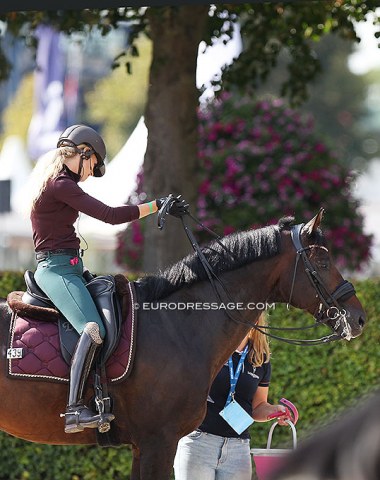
[303, 207, 325, 235]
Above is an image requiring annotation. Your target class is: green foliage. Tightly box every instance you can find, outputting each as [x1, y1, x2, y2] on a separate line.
[0, 271, 25, 297]
[0, 73, 34, 152]
[0, 275, 378, 476]
[255, 34, 371, 167]
[299, 35, 371, 167]
[1, 3, 380, 106]
[217, 1, 380, 105]
[0, 35, 150, 160]
[0, 436, 133, 480]
[84, 35, 152, 159]
[251, 278, 380, 450]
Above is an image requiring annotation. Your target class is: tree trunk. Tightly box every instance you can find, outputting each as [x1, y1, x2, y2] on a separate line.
[142, 5, 209, 272]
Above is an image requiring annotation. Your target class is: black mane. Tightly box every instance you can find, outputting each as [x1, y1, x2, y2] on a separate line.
[135, 217, 297, 302]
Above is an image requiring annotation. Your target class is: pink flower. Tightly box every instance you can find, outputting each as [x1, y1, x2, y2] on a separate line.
[199, 180, 211, 195]
[223, 225, 235, 235]
[132, 223, 144, 244]
[70, 257, 79, 266]
[315, 143, 326, 153]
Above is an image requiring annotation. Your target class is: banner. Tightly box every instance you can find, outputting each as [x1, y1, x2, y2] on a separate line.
[27, 25, 66, 160]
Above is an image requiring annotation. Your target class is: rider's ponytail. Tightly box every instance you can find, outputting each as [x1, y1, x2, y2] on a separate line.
[28, 146, 77, 212]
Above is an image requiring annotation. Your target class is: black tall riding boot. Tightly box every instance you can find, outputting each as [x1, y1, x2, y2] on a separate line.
[62, 322, 115, 434]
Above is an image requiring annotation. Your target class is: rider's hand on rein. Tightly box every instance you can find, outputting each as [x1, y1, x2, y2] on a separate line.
[156, 194, 189, 229]
[167, 195, 189, 218]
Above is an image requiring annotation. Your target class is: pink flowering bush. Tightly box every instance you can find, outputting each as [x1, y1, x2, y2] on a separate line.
[197, 93, 372, 271]
[117, 93, 372, 272]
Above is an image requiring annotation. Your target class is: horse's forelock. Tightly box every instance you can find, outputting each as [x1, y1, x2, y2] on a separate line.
[278, 216, 296, 231]
[277, 215, 326, 246]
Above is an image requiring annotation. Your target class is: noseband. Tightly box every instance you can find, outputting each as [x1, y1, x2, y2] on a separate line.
[288, 223, 356, 340]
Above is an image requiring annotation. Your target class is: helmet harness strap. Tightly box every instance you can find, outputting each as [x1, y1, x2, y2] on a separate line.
[77, 149, 93, 177]
[57, 139, 94, 178]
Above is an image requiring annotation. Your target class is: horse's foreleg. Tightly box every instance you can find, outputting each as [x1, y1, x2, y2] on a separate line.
[131, 445, 141, 480]
[139, 438, 178, 480]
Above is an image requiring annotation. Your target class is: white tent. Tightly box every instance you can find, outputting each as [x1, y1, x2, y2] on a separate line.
[0, 135, 32, 215]
[0, 135, 34, 269]
[354, 158, 380, 276]
[79, 116, 147, 240]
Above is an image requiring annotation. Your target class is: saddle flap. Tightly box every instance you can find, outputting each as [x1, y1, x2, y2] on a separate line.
[54, 275, 125, 366]
[86, 275, 124, 366]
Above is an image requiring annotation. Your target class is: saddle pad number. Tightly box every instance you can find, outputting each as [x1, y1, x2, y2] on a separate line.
[7, 348, 23, 359]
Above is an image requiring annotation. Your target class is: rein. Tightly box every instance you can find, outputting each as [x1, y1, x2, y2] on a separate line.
[175, 212, 355, 346]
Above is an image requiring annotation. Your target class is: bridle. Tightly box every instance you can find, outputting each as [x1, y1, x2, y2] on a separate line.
[158, 206, 357, 345]
[286, 223, 356, 342]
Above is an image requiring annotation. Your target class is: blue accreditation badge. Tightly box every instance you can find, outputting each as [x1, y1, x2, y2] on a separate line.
[219, 400, 254, 435]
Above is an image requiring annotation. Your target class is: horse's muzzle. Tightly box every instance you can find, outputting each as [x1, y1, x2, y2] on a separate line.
[316, 304, 365, 341]
[345, 308, 366, 339]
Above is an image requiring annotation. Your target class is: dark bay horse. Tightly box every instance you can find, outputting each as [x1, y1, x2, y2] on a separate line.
[0, 210, 366, 479]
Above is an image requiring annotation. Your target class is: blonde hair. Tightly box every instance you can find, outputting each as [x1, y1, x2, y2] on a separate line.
[247, 312, 271, 367]
[28, 145, 78, 212]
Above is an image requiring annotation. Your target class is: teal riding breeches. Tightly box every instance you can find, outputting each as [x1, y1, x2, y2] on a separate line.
[34, 254, 106, 339]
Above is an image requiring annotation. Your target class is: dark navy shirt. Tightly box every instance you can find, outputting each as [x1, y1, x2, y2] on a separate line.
[198, 351, 271, 439]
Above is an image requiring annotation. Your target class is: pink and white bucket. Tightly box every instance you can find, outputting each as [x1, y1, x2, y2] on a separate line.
[251, 420, 297, 480]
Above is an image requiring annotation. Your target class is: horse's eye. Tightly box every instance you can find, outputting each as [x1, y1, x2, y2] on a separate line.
[318, 262, 329, 270]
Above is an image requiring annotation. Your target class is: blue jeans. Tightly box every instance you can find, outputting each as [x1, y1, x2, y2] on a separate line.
[34, 254, 106, 338]
[174, 430, 252, 480]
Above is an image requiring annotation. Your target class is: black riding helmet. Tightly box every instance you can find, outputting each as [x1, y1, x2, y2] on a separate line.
[57, 124, 106, 177]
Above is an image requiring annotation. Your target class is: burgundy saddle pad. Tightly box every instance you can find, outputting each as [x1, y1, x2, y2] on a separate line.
[7, 282, 137, 384]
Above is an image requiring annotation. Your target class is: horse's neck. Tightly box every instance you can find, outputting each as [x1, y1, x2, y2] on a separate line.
[184, 255, 281, 378]
[217, 255, 281, 310]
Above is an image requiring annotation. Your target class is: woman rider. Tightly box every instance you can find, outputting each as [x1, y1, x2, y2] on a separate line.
[30, 124, 187, 434]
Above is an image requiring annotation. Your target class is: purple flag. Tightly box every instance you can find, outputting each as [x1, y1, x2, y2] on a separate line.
[27, 25, 67, 160]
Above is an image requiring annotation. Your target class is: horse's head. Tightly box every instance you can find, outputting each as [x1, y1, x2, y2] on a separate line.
[280, 208, 366, 340]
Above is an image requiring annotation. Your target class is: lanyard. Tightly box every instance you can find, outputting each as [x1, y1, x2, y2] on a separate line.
[225, 345, 249, 407]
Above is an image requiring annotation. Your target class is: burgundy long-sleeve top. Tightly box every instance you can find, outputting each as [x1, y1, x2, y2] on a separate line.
[31, 165, 140, 252]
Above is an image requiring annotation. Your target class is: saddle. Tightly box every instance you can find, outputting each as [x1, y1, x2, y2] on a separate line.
[7, 271, 137, 445]
[10, 270, 124, 367]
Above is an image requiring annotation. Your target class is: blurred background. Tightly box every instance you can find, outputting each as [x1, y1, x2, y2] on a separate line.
[0, 6, 379, 479]
[0, 7, 379, 276]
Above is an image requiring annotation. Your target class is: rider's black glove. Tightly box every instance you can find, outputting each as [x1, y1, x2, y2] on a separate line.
[156, 195, 189, 217]
[167, 195, 189, 218]
[156, 196, 170, 210]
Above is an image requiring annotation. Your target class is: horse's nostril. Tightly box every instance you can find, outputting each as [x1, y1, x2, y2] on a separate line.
[359, 317, 365, 329]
